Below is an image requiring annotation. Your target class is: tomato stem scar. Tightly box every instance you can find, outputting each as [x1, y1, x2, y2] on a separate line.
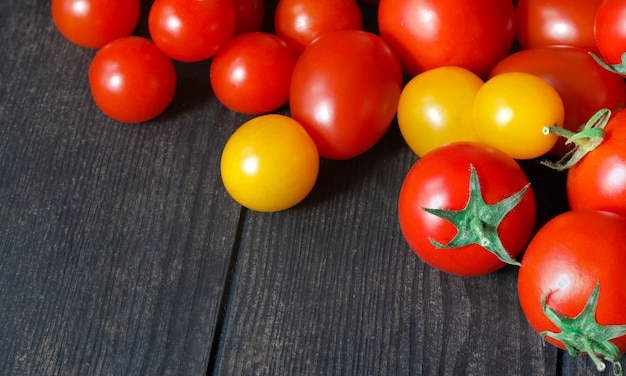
[422, 164, 528, 267]
[541, 282, 626, 376]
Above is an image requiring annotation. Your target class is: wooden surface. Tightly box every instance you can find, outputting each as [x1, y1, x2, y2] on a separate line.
[0, 1, 622, 375]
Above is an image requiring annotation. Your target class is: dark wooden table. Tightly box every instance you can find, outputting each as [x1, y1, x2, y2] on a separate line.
[1, 1, 622, 375]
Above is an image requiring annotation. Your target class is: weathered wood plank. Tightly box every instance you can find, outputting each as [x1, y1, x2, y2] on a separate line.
[0, 1, 245, 375]
[212, 127, 558, 375]
[2, 1, 622, 376]
[560, 347, 626, 376]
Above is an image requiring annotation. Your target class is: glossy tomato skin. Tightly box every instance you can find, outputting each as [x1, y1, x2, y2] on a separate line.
[473, 72, 564, 160]
[594, 0, 626, 66]
[398, 142, 536, 276]
[51, 0, 140, 49]
[220, 114, 320, 212]
[490, 46, 626, 156]
[378, 0, 515, 78]
[515, 0, 601, 54]
[289, 30, 403, 160]
[148, 0, 236, 62]
[89, 36, 177, 123]
[210, 32, 297, 114]
[274, 0, 363, 54]
[518, 210, 626, 352]
[397, 66, 483, 157]
[567, 110, 626, 216]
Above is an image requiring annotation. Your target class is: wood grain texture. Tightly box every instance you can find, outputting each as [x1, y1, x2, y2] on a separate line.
[212, 127, 558, 376]
[0, 1, 246, 374]
[1, 1, 624, 376]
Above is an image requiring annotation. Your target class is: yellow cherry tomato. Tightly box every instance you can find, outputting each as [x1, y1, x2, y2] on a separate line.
[220, 114, 320, 212]
[472, 72, 564, 160]
[397, 66, 484, 157]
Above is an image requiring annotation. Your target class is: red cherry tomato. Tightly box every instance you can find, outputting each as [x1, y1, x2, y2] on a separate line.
[594, 0, 626, 66]
[210, 32, 297, 114]
[490, 46, 626, 156]
[567, 109, 626, 216]
[51, 0, 140, 49]
[518, 210, 626, 374]
[89, 36, 177, 123]
[515, 0, 601, 54]
[398, 142, 536, 276]
[378, 0, 515, 78]
[289, 30, 403, 160]
[148, 0, 236, 62]
[233, 0, 265, 35]
[274, 0, 363, 54]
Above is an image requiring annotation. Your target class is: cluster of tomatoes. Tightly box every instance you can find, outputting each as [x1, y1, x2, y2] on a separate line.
[390, 0, 626, 374]
[51, 0, 626, 373]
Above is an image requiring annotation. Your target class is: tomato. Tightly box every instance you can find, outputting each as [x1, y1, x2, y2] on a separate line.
[220, 114, 320, 212]
[566, 109, 626, 217]
[377, 0, 515, 78]
[398, 142, 536, 276]
[88, 36, 177, 123]
[233, 0, 265, 35]
[51, 0, 140, 49]
[472, 72, 564, 160]
[274, 0, 363, 55]
[518, 210, 626, 374]
[210, 32, 297, 114]
[148, 0, 236, 62]
[514, 0, 601, 54]
[289, 30, 403, 160]
[490, 46, 626, 157]
[594, 0, 626, 68]
[397, 66, 483, 157]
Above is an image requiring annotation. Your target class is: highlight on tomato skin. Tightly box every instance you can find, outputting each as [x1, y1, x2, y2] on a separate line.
[46, 0, 626, 371]
[289, 29, 403, 160]
[594, 0, 626, 68]
[378, 0, 515, 78]
[210, 32, 298, 115]
[88, 36, 177, 123]
[51, 0, 141, 49]
[517, 210, 626, 375]
[489, 46, 626, 157]
[220, 114, 320, 212]
[274, 0, 364, 55]
[397, 66, 483, 157]
[565, 109, 626, 217]
[472, 72, 564, 160]
[514, 0, 602, 55]
[397, 142, 536, 276]
[148, 0, 237, 63]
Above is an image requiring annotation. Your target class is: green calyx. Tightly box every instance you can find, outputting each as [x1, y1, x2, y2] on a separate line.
[541, 282, 626, 376]
[590, 51, 626, 76]
[421, 165, 529, 267]
[541, 108, 610, 171]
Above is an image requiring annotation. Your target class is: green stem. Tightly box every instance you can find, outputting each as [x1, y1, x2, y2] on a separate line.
[581, 337, 607, 372]
[590, 51, 626, 76]
[541, 109, 610, 171]
[540, 282, 626, 376]
[423, 165, 526, 267]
